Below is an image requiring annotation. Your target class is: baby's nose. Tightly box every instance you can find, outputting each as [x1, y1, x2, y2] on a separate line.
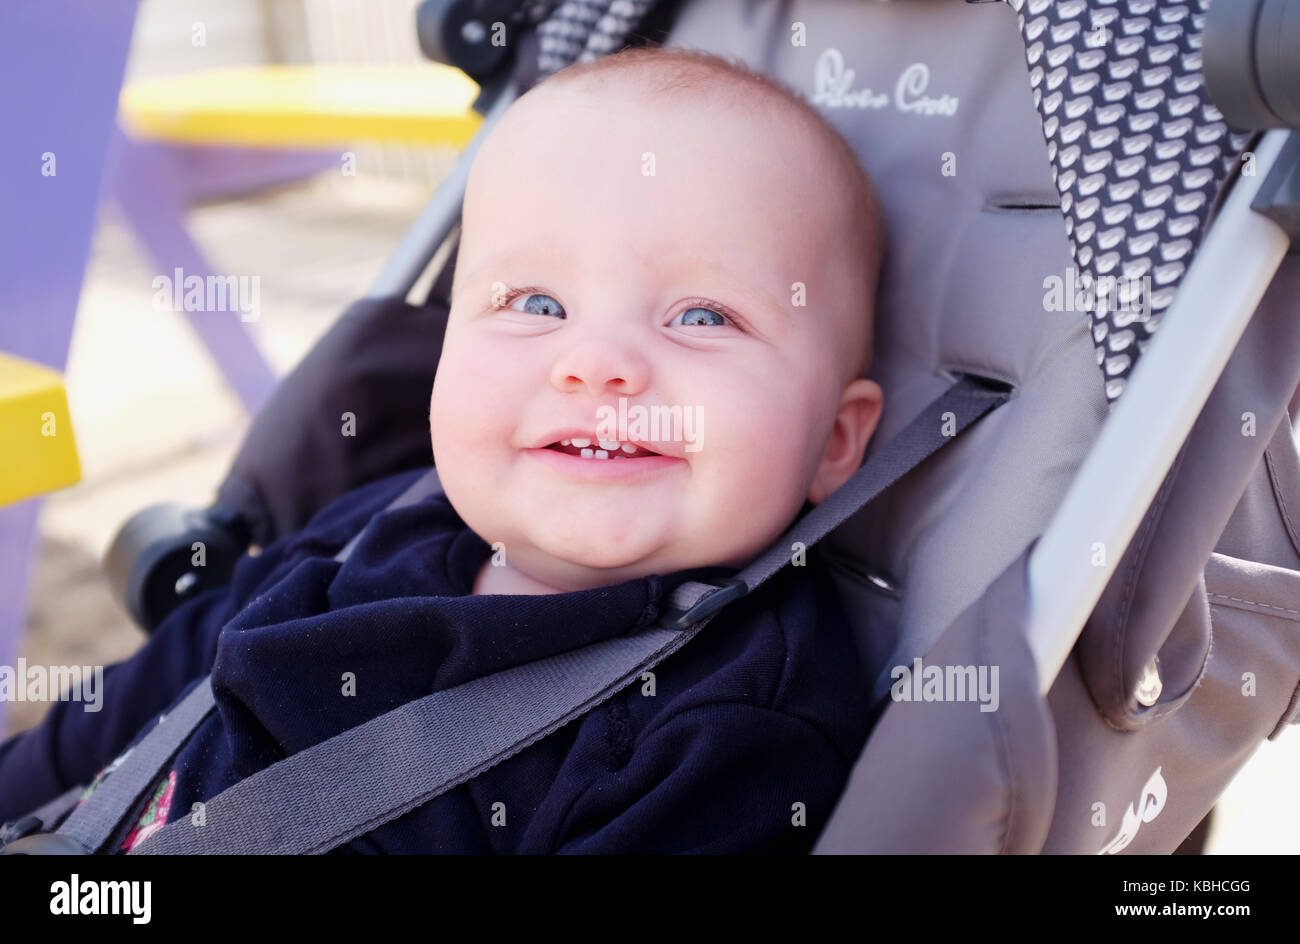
[549, 338, 650, 396]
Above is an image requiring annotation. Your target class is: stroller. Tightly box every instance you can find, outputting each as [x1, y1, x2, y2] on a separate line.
[3, 0, 1298, 854]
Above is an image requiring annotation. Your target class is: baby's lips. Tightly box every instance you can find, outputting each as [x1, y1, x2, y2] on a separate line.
[528, 428, 688, 460]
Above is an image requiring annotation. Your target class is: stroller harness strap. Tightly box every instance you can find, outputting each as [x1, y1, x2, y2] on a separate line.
[5, 676, 220, 854]
[131, 617, 705, 855]
[708, 374, 1012, 624]
[18, 374, 1005, 855]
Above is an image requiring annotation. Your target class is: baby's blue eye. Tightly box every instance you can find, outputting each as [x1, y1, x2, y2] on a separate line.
[672, 306, 728, 327]
[510, 293, 565, 318]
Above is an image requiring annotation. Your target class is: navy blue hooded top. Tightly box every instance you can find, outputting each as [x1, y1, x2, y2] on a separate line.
[0, 467, 875, 853]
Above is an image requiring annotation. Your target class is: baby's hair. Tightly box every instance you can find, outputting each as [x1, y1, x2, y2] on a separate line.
[529, 46, 886, 381]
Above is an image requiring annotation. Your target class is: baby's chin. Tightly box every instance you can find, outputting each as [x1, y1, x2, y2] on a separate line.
[527, 527, 677, 575]
[457, 484, 767, 586]
[520, 522, 760, 587]
[490, 520, 712, 587]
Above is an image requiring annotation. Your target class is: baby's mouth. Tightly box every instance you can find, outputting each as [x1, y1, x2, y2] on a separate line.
[546, 437, 661, 460]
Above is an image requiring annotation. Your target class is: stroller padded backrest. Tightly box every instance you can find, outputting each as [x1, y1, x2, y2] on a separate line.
[664, 0, 1108, 692]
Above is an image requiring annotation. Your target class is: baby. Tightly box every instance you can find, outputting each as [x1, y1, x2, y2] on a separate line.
[0, 46, 887, 854]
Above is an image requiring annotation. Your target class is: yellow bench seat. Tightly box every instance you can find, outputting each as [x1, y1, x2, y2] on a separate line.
[0, 353, 81, 506]
[119, 64, 482, 149]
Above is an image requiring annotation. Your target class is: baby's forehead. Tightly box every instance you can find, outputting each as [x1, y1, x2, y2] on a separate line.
[478, 82, 846, 225]
[471, 102, 837, 269]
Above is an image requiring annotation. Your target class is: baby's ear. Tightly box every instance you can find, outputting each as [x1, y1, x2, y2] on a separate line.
[807, 379, 883, 505]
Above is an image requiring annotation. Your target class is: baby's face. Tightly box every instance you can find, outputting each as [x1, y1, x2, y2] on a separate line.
[431, 83, 880, 592]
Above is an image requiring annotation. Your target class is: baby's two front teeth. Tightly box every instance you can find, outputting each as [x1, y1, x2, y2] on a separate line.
[561, 437, 641, 459]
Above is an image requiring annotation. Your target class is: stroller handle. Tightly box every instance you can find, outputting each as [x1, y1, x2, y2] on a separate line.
[1203, 0, 1300, 131]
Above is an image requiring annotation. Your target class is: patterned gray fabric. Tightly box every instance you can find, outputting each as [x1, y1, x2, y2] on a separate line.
[1002, 0, 1251, 402]
[537, 0, 656, 75]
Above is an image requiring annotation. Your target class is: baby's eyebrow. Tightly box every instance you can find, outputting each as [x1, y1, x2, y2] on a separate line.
[455, 252, 565, 302]
[453, 260, 505, 295]
[727, 283, 788, 324]
[676, 262, 789, 326]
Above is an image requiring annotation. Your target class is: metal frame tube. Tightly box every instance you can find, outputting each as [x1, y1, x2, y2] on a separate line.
[366, 78, 520, 300]
[1027, 129, 1295, 694]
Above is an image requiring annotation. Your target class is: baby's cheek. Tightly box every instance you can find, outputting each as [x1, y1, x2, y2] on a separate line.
[430, 356, 490, 475]
[707, 403, 814, 540]
[429, 358, 509, 538]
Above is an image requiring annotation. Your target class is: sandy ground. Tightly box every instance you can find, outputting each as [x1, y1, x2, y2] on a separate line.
[4, 174, 1298, 854]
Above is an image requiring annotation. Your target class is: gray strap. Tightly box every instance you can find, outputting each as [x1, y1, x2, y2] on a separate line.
[741, 376, 1006, 589]
[130, 581, 716, 855]
[55, 678, 216, 852]
[333, 467, 444, 563]
[668, 375, 1011, 626]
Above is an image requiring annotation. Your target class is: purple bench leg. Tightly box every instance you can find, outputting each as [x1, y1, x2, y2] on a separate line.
[105, 129, 281, 415]
[0, 0, 140, 733]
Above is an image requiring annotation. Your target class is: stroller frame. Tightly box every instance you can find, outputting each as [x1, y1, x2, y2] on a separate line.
[1028, 127, 1296, 693]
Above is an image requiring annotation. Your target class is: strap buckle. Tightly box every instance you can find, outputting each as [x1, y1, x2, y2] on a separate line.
[665, 577, 749, 630]
[0, 817, 92, 854]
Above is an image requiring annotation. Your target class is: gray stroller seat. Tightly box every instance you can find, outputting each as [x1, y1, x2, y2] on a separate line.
[9, 0, 1298, 855]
